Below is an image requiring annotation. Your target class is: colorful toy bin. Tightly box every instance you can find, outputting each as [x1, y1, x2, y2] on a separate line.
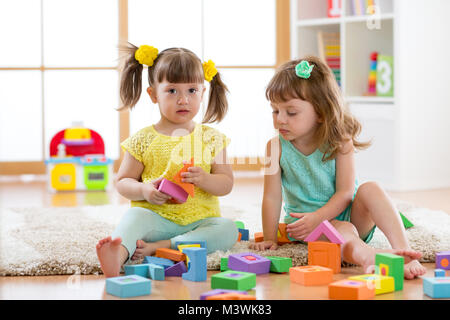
[45, 127, 113, 192]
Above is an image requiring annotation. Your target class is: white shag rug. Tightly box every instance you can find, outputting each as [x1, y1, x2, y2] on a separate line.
[1, 200, 449, 276]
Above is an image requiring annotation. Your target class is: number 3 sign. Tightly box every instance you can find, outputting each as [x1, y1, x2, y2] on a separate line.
[376, 55, 394, 97]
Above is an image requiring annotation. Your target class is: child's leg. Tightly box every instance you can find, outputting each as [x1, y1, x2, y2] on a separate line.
[348, 181, 426, 278]
[170, 217, 239, 254]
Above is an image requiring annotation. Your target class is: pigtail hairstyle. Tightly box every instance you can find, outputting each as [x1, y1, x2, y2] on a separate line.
[118, 42, 144, 111]
[203, 72, 229, 123]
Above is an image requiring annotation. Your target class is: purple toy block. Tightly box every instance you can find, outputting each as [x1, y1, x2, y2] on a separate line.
[228, 252, 271, 275]
[200, 289, 248, 300]
[304, 220, 346, 244]
[436, 251, 450, 270]
[157, 178, 188, 204]
[164, 261, 187, 277]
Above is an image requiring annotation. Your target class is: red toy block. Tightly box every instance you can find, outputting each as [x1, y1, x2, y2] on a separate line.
[155, 248, 186, 262]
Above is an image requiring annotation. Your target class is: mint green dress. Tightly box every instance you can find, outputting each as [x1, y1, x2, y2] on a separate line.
[279, 135, 376, 243]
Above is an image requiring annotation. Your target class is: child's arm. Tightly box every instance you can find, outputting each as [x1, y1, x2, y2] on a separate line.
[286, 140, 356, 240]
[250, 137, 282, 251]
[115, 151, 171, 204]
[180, 147, 233, 196]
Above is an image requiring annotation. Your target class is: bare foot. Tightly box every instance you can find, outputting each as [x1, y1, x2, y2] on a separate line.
[96, 236, 123, 278]
[362, 248, 424, 279]
[131, 240, 156, 260]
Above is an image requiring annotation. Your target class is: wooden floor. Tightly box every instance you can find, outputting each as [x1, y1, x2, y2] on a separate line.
[0, 174, 449, 300]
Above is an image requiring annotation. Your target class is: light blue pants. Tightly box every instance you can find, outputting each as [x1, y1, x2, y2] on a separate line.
[112, 207, 238, 262]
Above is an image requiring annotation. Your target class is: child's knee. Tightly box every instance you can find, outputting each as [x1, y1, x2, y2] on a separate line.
[330, 220, 358, 238]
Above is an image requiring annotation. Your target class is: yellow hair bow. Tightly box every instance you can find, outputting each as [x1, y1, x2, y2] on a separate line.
[203, 60, 218, 82]
[135, 45, 158, 67]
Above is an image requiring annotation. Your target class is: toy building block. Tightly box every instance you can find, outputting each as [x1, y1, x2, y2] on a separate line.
[174, 240, 207, 249]
[436, 251, 450, 270]
[124, 264, 151, 278]
[277, 223, 293, 245]
[228, 252, 271, 275]
[304, 220, 346, 244]
[105, 275, 151, 298]
[182, 247, 207, 282]
[435, 269, 446, 277]
[328, 279, 375, 300]
[423, 277, 450, 298]
[266, 256, 292, 273]
[375, 253, 404, 291]
[164, 261, 187, 277]
[143, 256, 174, 269]
[155, 248, 186, 262]
[238, 228, 249, 241]
[220, 258, 229, 271]
[177, 244, 200, 264]
[254, 232, 264, 243]
[148, 263, 165, 281]
[237, 233, 242, 242]
[234, 221, 245, 229]
[308, 241, 341, 274]
[399, 211, 414, 229]
[348, 274, 395, 295]
[211, 270, 257, 291]
[157, 178, 189, 204]
[200, 289, 248, 300]
[207, 293, 256, 300]
[290, 266, 334, 286]
[172, 158, 195, 198]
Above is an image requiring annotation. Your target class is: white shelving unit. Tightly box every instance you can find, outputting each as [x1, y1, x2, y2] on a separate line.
[291, 0, 450, 191]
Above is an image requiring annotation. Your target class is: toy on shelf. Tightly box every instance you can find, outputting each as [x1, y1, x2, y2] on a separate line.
[376, 54, 394, 97]
[317, 31, 341, 86]
[327, 0, 341, 18]
[45, 125, 113, 192]
[304, 220, 346, 273]
[366, 51, 378, 95]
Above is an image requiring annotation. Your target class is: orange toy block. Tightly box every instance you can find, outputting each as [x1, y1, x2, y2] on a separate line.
[308, 241, 341, 274]
[172, 158, 195, 197]
[289, 265, 334, 286]
[328, 279, 375, 300]
[277, 223, 293, 245]
[155, 248, 186, 262]
[237, 232, 242, 242]
[254, 232, 264, 243]
[206, 293, 256, 300]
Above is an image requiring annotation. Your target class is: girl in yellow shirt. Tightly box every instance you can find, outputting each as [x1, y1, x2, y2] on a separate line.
[96, 44, 237, 278]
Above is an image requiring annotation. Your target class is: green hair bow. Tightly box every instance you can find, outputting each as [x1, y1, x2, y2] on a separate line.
[295, 60, 314, 79]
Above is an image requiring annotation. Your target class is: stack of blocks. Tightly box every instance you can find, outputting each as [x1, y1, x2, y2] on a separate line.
[105, 240, 207, 298]
[368, 51, 378, 95]
[235, 221, 249, 242]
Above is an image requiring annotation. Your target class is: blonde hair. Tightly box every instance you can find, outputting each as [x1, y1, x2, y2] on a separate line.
[118, 42, 228, 123]
[266, 56, 370, 161]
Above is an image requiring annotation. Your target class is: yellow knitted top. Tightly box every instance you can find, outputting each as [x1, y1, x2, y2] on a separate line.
[120, 123, 230, 225]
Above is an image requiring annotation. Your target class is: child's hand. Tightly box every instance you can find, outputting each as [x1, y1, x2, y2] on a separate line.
[180, 166, 207, 187]
[249, 240, 278, 251]
[286, 212, 322, 241]
[140, 178, 172, 205]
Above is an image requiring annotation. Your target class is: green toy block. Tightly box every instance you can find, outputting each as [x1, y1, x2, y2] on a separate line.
[399, 211, 414, 229]
[220, 257, 229, 271]
[234, 221, 245, 229]
[266, 256, 292, 273]
[211, 270, 256, 291]
[375, 253, 404, 291]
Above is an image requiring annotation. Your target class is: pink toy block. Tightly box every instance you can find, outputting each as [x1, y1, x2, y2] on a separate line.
[157, 178, 188, 204]
[304, 220, 346, 244]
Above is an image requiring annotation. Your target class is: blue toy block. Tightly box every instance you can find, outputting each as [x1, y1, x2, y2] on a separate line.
[182, 247, 207, 282]
[238, 228, 249, 241]
[165, 261, 187, 277]
[174, 240, 207, 249]
[105, 275, 151, 298]
[435, 269, 446, 277]
[148, 263, 165, 280]
[423, 277, 450, 298]
[124, 264, 150, 278]
[143, 256, 174, 269]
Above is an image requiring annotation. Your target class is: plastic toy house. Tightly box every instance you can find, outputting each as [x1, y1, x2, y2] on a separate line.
[45, 126, 113, 191]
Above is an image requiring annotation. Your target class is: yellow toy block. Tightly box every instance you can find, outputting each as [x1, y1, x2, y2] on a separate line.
[177, 244, 200, 264]
[348, 274, 395, 295]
